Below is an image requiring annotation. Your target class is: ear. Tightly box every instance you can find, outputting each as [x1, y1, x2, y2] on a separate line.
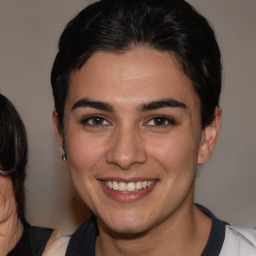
[197, 106, 222, 165]
[52, 111, 66, 159]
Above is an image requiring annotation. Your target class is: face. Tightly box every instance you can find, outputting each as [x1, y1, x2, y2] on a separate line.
[54, 47, 220, 235]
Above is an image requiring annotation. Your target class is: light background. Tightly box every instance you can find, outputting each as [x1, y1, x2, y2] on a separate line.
[0, 0, 255, 232]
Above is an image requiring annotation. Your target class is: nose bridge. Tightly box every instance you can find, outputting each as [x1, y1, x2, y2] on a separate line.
[106, 123, 147, 169]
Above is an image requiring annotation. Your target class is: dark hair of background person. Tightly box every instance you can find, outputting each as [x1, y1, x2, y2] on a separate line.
[51, 0, 222, 133]
[0, 93, 27, 222]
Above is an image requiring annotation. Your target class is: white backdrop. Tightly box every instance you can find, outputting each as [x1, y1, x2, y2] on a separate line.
[0, 0, 255, 232]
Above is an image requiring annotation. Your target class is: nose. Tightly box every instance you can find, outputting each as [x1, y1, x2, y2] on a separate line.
[106, 126, 147, 170]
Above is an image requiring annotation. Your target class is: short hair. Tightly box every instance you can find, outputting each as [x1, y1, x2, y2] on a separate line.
[0, 93, 27, 221]
[51, 0, 222, 131]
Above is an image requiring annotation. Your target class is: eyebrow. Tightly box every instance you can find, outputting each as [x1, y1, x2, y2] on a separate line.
[72, 98, 113, 112]
[71, 98, 186, 112]
[139, 99, 187, 112]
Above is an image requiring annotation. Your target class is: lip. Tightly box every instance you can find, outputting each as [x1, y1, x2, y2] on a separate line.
[98, 178, 159, 203]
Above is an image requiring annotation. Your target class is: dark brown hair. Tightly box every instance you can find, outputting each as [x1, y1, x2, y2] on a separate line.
[51, 0, 222, 132]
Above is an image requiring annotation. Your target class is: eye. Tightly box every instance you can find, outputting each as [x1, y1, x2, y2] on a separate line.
[145, 115, 176, 127]
[81, 115, 110, 127]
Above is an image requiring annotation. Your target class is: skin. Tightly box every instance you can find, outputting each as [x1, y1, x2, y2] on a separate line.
[53, 47, 221, 255]
[0, 175, 23, 256]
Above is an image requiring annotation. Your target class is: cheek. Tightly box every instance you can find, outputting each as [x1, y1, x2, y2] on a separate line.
[147, 133, 200, 205]
[64, 130, 107, 211]
[148, 132, 201, 173]
[165, 134, 199, 200]
[65, 129, 107, 174]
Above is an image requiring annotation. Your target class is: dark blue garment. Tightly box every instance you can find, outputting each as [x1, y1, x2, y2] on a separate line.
[197, 204, 229, 256]
[65, 205, 228, 256]
[66, 215, 98, 256]
[7, 221, 53, 256]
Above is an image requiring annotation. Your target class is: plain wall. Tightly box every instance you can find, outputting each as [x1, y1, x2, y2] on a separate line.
[0, 0, 255, 232]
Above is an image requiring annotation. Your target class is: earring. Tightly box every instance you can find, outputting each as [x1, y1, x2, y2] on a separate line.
[61, 154, 67, 161]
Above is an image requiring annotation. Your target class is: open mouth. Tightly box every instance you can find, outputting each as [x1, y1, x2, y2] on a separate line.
[100, 180, 157, 193]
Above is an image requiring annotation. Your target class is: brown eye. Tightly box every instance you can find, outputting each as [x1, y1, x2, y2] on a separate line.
[153, 117, 168, 126]
[146, 115, 176, 127]
[90, 116, 105, 125]
[81, 115, 110, 126]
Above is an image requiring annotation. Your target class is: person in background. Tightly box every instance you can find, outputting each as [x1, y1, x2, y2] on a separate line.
[48, 0, 256, 255]
[0, 93, 53, 256]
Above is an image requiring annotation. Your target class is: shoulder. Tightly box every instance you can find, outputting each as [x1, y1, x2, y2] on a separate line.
[8, 221, 53, 256]
[220, 225, 256, 256]
[28, 223, 54, 255]
[42, 219, 97, 256]
[29, 224, 53, 241]
[42, 230, 71, 256]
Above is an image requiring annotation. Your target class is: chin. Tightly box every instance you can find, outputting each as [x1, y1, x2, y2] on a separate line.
[105, 222, 149, 236]
[99, 212, 152, 235]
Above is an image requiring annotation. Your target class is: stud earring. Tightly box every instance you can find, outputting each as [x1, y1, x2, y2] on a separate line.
[61, 155, 67, 161]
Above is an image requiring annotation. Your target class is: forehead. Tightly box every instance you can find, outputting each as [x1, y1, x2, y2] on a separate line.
[67, 47, 199, 109]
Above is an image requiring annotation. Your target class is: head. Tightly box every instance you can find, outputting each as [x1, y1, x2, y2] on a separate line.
[0, 94, 27, 222]
[51, 0, 222, 134]
[51, 0, 222, 235]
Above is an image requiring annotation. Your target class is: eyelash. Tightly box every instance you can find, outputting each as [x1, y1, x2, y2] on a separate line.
[81, 114, 176, 129]
[145, 115, 177, 128]
[81, 115, 111, 127]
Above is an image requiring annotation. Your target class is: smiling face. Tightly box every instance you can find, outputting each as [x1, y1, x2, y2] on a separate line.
[54, 47, 220, 235]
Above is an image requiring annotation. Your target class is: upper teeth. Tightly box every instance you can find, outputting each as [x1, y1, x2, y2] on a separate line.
[103, 180, 155, 192]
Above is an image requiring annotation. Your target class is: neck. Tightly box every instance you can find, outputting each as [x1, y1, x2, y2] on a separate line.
[0, 206, 23, 256]
[0, 214, 23, 256]
[96, 203, 211, 256]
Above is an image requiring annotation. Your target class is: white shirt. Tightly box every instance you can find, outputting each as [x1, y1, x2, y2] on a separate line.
[219, 226, 256, 256]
